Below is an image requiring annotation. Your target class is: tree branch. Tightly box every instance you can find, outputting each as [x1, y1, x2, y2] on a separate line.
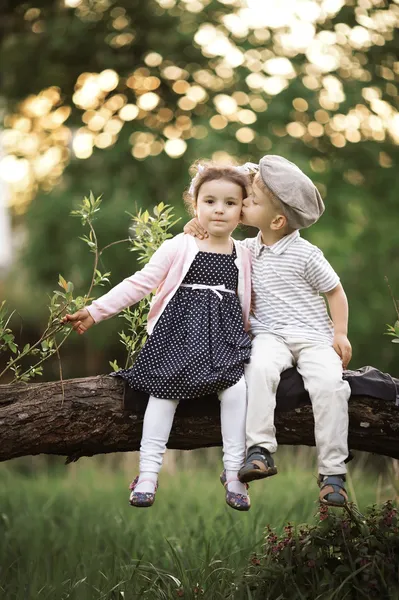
[0, 375, 398, 463]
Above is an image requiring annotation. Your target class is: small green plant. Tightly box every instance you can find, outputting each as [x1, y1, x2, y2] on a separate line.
[386, 321, 399, 344]
[242, 501, 399, 599]
[0, 194, 179, 382]
[385, 277, 399, 344]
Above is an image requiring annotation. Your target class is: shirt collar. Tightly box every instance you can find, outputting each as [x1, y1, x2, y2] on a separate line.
[255, 230, 300, 257]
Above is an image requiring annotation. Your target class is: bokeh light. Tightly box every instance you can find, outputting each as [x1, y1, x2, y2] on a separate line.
[164, 139, 187, 158]
[2, 0, 399, 210]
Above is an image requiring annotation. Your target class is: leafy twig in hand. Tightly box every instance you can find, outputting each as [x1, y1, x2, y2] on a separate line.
[54, 335, 65, 404]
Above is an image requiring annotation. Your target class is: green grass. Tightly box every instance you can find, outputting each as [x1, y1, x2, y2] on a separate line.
[0, 454, 397, 599]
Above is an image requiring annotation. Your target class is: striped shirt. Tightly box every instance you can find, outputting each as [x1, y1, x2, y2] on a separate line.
[240, 230, 340, 344]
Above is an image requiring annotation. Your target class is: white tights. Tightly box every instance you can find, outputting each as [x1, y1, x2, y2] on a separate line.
[134, 377, 247, 495]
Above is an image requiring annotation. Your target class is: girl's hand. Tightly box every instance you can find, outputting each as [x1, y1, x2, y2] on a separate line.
[62, 309, 95, 335]
[333, 333, 352, 369]
[183, 218, 208, 239]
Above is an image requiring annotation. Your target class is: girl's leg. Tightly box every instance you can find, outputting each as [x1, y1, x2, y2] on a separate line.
[218, 377, 248, 496]
[134, 395, 179, 493]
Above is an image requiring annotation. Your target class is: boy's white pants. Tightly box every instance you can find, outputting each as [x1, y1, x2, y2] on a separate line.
[245, 333, 350, 475]
[140, 376, 247, 474]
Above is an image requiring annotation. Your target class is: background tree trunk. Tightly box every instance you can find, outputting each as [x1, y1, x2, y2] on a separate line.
[0, 375, 398, 463]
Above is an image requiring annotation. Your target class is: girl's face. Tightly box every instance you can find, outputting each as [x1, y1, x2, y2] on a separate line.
[196, 178, 243, 239]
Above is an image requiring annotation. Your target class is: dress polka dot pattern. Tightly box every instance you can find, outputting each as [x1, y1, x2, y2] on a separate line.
[113, 248, 252, 400]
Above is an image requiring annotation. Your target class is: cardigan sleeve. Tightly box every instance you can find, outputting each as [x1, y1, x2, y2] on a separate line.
[87, 238, 176, 323]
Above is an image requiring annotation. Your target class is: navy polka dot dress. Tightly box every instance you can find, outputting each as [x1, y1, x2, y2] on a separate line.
[114, 248, 252, 400]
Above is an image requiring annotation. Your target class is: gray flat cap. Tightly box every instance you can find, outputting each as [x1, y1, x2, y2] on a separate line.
[259, 155, 325, 229]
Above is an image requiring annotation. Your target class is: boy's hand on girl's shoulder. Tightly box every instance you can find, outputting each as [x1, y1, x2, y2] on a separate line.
[183, 218, 208, 239]
[333, 333, 352, 369]
[61, 309, 95, 335]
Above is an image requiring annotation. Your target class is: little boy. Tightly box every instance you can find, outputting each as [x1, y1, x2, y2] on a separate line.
[185, 155, 352, 506]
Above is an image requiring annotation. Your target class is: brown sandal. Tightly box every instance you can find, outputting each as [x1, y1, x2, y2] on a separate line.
[238, 446, 278, 484]
[318, 475, 348, 507]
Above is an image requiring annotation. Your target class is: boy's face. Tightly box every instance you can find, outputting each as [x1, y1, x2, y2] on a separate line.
[240, 174, 278, 230]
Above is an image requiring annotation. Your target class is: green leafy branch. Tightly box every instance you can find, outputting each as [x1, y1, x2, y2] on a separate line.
[109, 300, 150, 372]
[1, 196, 180, 382]
[0, 278, 77, 382]
[110, 202, 180, 371]
[1, 192, 109, 382]
[128, 202, 180, 263]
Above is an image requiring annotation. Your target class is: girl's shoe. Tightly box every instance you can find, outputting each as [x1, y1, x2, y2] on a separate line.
[220, 470, 250, 511]
[318, 475, 348, 507]
[129, 476, 158, 508]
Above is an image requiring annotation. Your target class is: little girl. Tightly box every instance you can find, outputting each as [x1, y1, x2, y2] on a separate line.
[63, 162, 252, 511]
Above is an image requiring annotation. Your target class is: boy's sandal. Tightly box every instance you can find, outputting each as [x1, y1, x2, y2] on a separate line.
[318, 475, 348, 507]
[238, 446, 277, 484]
[220, 470, 250, 512]
[129, 476, 158, 508]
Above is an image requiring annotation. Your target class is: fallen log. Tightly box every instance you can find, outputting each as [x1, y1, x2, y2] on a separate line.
[0, 373, 398, 463]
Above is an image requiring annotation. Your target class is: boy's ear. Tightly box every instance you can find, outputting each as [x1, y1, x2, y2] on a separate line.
[271, 214, 287, 231]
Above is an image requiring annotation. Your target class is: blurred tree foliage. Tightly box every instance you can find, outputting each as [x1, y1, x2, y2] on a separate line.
[0, 0, 398, 378]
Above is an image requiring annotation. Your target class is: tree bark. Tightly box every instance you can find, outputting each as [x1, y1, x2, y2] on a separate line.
[0, 375, 398, 463]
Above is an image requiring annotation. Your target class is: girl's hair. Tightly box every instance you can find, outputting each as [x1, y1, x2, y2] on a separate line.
[184, 160, 249, 215]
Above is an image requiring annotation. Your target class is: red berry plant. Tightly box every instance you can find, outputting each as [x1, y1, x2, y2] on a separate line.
[243, 501, 399, 599]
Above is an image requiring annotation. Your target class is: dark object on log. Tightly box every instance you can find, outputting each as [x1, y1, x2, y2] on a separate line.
[0, 371, 398, 463]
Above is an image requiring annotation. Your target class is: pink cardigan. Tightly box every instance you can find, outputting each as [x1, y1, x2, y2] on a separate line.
[87, 233, 252, 334]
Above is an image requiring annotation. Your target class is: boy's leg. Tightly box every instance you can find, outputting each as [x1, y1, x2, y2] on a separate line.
[245, 333, 293, 452]
[135, 395, 179, 494]
[240, 334, 293, 482]
[295, 343, 350, 476]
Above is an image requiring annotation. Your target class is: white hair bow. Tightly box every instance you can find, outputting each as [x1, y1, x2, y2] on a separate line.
[188, 164, 206, 196]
